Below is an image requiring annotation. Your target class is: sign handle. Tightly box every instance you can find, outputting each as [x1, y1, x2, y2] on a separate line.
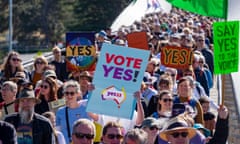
[221, 74, 225, 107]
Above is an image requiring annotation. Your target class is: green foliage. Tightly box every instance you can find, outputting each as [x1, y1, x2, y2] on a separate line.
[69, 0, 129, 31]
[0, 0, 129, 48]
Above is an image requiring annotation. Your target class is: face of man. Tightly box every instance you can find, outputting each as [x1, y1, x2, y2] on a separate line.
[18, 98, 36, 124]
[72, 124, 95, 144]
[102, 127, 123, 144]
[167, 130, 190, 144]
[1, 85, 16, 103]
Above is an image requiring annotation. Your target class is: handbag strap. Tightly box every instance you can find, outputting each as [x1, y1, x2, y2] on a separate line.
[65, 107, 72, 143]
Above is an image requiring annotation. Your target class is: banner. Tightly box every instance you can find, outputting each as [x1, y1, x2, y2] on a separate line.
[213, 21, 239, 74]
[167, 0, 227, 19]
[65, 32, 96, 72]
[161, 46, 193, 69]
[127, 32, 149, 50]
[86, 43, 150, 119]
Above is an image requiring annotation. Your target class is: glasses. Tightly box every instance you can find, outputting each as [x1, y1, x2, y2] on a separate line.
[162, 98, 173, 102]
[36, 61, 44, 65]
[1, 88, 11, 91]
[40, 85, 49, 89]
[170, 132, 188, 138]
[198, 39, 204, 42]
[64, 91, 75, 96]
[74, 132, 94, 140]
[149, 126, 159, 131]
[54, 51, 60, 54]
[171, 74, 176, 77]
[11, 58, 21, 62]
[107, 134, 123, 139]
[184, 73, 193, 76]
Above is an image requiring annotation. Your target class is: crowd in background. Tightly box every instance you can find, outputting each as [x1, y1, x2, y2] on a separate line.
[0, 7, 229, 144]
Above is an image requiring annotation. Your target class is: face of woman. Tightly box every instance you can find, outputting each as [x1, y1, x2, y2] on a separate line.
[159, 93, 173, 111]
[40, 82, 50, 96]
[10, 55, 21, 68]
[35, 59, 46, 71]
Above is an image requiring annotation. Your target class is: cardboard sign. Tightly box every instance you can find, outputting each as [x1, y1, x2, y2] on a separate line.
[213, 21, 240, 74]
[86, 43, 150, 119]
[161, 46, 193, 69]
[127, 32, 149, 50]
[65, 32, 97, 71]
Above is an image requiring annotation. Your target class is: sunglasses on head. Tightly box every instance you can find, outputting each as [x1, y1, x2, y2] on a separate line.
[64, 91, 75, 96]
[107, 134, 123, 139]
[40, 84, 49, 89]
[170, 132, 188, 138]
[74, 132, 94, 140]
[11, 58, 21, 62]
[162, 98, 173, 102]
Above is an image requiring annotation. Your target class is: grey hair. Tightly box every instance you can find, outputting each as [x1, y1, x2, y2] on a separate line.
[2, 81, 18, 92]
[63, 80, 81, 94]
[123, 128, 148, 144]
[72, 119, 96, 137]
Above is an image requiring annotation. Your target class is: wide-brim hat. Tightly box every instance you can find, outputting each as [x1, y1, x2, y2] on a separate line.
[15, 88, 41, 104]
[159, 116, 196, 141]
[44, 70, 57, 79]
[141, 117, 161, 129]
[79, 71, 93, 81]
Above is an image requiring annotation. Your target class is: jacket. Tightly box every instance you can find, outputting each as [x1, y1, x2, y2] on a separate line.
[4, 112, 56, 144]
[207, 115, 229, 144]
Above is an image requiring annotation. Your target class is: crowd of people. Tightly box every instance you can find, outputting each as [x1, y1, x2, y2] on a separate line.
[0, 7, 229, 144]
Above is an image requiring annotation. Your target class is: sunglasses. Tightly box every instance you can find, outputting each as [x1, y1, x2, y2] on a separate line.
[107, 134, 123, 139]
[36, 61, 44, 64]
[171, 74, 176, 77]
[149, 126, 159, 131]
[74, 132, 94, 140]
[162, 98, 173, 102]
[64, 91, 75, 96]
[11, 58, 21, 62]
[40, 85, 49, 89]
[170, 132, 188, 138]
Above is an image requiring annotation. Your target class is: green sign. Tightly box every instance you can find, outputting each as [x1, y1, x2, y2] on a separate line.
[213, 21, 240, 74]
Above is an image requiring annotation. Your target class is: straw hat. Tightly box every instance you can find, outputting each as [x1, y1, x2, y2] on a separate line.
[79, 71, 93, 82]
[159, 116, 196, 141]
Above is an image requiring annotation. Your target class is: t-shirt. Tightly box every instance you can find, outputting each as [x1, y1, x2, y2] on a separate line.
[56, 100, 92, 143]
[16, 123, 33, 144]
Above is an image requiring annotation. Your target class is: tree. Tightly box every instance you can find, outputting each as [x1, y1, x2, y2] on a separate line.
[68, 0, 129, 32]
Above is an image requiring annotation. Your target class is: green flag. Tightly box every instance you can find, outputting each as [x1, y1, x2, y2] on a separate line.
[167, 0, 227, 19]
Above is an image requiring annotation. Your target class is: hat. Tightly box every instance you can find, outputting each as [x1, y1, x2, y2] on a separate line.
[141, 117, 160, 128]
[171, 103, 186, 117]
[98, 30, 108, 39]
[193, 123, 211, 137]
[159, 116, 196, 141]
[44, 70, 57, 78]
[79, 71, 93, 82]
[17, 78, 32, 86]
[15, 88, 41, 104]
[143, 72, 157, 85]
